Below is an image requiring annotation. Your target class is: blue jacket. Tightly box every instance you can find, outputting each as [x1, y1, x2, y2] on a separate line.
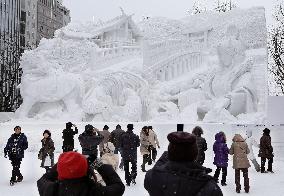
[213, 133, 229, 167]
[4, 133, 28, 160]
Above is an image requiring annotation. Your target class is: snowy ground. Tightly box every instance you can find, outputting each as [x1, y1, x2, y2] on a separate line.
[0, 123, 284, 196]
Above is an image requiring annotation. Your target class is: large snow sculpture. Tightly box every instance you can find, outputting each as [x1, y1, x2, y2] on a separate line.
[13, 7, 267, 123]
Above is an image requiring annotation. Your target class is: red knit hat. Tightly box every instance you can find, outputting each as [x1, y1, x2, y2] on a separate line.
[57, 152, 88, 180]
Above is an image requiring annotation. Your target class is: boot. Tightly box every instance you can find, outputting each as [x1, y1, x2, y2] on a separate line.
[17, 175, 23, 182]
[141, 165, 146, 172]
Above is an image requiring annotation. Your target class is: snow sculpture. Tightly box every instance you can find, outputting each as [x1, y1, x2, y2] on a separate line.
[16, 55, 84, 120]
[176, 25, 257, 122]
[82, 71, 149, 121]
[13, 7, 267, 123]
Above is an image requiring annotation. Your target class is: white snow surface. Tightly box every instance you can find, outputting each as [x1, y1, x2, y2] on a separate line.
[0, 123, 284, 195]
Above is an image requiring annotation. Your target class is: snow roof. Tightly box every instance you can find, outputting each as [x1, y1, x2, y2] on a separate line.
[57, 13, 142, 41]
[92, 14, 142, 37]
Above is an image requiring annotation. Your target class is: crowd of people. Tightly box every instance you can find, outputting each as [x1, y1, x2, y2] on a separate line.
[3, 124, 275, 196]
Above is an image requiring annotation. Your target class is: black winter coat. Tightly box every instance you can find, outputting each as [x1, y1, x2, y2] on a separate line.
[4, 133, 28, 160]
[258, 134, 274, 159]
[78, 131, 104, 157]
[37, 164, 125, 196]
[196, 136, 207, 165]
[62, 127, 78, 147]
[120, 130, 140, 161]
[109, 128, 125, 148]
[144, 152, 223, 196]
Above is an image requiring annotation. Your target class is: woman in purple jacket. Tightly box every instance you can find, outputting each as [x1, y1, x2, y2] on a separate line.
[213, 132, 229, 186]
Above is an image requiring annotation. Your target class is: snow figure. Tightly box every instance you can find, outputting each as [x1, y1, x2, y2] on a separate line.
[16, 55, 84, 120]
[82, 71, 149, 121]
[245, 130, 260, 172]
[177, 25, 257, 122]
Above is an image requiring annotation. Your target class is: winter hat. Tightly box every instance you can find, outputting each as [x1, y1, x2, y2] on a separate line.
[192, 126, 203, 136]
[57, 152, 88, 180]
[127, 124, 134, 130]
[103, 125, 109, 130]
[85, 124, 94, 133]
[66, 122, 73, 129]
[167, 132, 198, 162]
[263, 128, 270, 136]
[43, 130, 51, 137]
[116, 124, 121, 129]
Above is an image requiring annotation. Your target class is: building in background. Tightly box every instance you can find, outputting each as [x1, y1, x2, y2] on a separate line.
[0, 0, 22, 111]
[23, 0, 38, 48]
[0, 0, 71, 112]
[37, 0, 70, 45]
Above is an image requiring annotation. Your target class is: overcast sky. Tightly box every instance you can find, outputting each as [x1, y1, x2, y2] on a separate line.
[62, 0, 278, 24]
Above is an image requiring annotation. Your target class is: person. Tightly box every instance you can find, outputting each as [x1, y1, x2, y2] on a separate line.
[99, 125, 111, 157]
[39, 130, 55, 172]
[37, 151, 125, 196]
[79, 124, 104, 163]
[140, 126, 151, 172]
[229, 134, 250, 193]
[245, 130, 260, 172]
[144, 131, 223, 196]
[4, 126, 28, 186]
[97, 142, 120, 185]
[192, 126, 207, 165]
[120, 124, 140, 186]
[62, 122, 78, 152]
[213, 132, 229, 186]
[147, 126, 160, 162]
[258, 128, 274, 173]
[109, 124, 125, 169]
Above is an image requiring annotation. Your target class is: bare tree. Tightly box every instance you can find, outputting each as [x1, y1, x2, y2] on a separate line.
[0, 32, 23, 112]
[269, 2, 284, 95]
[214, 0, 237, 13]
[188, 1, 207, 15]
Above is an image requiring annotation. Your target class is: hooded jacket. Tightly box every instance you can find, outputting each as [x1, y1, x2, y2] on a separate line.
[213, 132, 229, 167]
[229, 134, 250, 169]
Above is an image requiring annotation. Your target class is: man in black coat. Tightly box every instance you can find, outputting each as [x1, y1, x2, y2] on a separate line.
[79, 124, 104, 163]
[109, 124, 125, 169]
[192, 126, 208, 165]
[62, 122, 78, 152]
[120, 124, 140, 186]
[37, 151, 125, 196]
[4, 126, 28, 186]
[144, 131, 223, 196]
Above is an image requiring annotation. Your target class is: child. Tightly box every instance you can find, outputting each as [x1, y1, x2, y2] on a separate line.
[39, 130, 55, 172]
[229, 134, 250, 193]
[213, 132, 229, 186]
